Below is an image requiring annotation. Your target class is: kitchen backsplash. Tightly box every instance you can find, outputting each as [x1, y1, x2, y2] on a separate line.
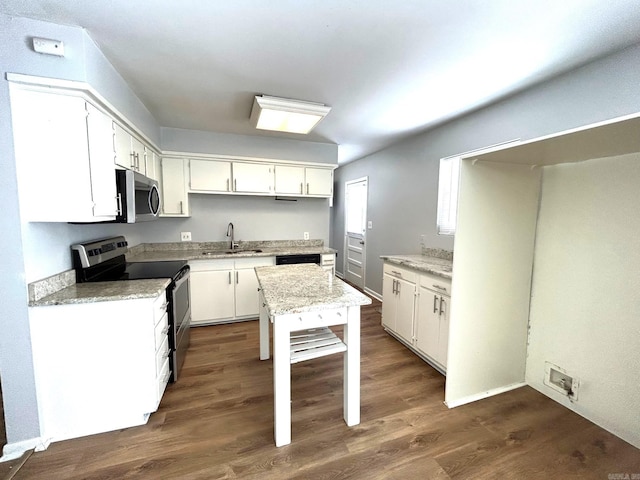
[421, 247, 454, 261]
[130, 239, 324, 255]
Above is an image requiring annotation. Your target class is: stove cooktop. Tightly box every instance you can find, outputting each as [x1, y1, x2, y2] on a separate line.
[118, 261, 187, 281]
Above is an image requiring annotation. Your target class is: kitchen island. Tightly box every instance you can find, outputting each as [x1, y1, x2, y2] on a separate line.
[254, 264, 371, 447]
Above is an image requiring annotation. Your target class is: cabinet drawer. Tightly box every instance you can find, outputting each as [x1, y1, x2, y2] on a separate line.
[152, 293, 168, 324]
[234, 257, 275, 269]
[156, 356, 171, 401]
[291, 307, 349, 330]
[154, 312, 169, 350]
[156, 335, 170, 375]
[189, 259, 234, 271]
[321, 253, 335, 266]
[383, 263, 417, 284]
[419, 273, 451, 295]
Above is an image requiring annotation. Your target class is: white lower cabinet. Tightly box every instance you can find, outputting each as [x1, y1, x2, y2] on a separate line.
[382, 262, 451, 374]
[28, 293, 170, 443]
[382, 265, 417, 344]
[415, 275, 451, 370]
[190, 257, 275, 325]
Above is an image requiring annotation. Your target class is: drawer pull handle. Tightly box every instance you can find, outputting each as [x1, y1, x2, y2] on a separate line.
[391, 270, 402, 276]
[432, 284, 447, 291]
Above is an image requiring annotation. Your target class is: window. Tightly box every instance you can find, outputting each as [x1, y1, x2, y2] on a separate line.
[436, 141, 520, 236]
[437, 156, 460, 235]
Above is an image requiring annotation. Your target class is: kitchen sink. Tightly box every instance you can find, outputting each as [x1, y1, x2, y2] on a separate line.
[201, 249, 263, 255]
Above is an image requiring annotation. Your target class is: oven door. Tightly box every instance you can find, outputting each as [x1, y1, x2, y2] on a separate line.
[170, 266, 191, 382]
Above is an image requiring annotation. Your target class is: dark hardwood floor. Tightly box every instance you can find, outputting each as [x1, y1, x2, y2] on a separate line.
[3, 298, 639, 479]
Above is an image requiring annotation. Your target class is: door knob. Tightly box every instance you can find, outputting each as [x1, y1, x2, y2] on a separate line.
[359, 241, 365, 245]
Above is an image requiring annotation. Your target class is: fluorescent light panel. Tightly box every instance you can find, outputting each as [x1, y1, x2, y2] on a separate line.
[250, 95, 331, 134]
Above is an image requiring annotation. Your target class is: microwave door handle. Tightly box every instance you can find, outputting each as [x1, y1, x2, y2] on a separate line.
[116, 193, 123, 216]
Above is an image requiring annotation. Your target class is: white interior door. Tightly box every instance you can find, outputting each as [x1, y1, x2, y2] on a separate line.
[344, 177, 368, 288]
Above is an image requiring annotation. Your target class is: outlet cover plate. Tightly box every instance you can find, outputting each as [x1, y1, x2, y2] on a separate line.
[181, 232, 192, 242]
[303, 232, 310, 240]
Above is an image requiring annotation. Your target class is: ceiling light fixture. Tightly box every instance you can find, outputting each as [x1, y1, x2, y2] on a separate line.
[250, 95, 331, 134]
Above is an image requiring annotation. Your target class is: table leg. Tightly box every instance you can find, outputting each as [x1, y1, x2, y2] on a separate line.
[273, 318, 291, 446]
[343, 305, 361, 426]
[259, 293, 270, 360]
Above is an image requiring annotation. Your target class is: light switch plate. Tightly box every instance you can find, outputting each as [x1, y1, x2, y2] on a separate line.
[368, 221, 373, 229]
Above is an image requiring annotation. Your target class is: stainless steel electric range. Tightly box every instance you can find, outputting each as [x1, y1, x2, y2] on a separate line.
[71, 236, 190, 382]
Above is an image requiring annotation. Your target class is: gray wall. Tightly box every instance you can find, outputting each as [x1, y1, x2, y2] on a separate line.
[332, 42, 640, 297]
[139, 195, 331, 245]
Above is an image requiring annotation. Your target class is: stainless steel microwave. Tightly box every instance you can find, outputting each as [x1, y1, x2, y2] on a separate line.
[115, 169, 161, 223]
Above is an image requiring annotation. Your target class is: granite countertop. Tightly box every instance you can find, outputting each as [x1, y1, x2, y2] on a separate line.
[30, 279, 170, 307]
[127, 241, 336, 262]
[380, 254, 453, 280]
[28, 240, 336, 307]
[255, 264, 371, 316]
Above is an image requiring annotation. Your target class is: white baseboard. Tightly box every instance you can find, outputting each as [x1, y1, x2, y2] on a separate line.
[444, 382, 527, 409]
[364, 287, 382, 302]
[334, 271, 382, 301]
[1, 436, 50, 462]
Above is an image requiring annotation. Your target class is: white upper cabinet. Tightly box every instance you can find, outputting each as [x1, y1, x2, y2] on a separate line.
[114, 122, 146, 175]
[181, 157, 334, 198]
[9, 87, 118, 222]
[144, 148, 161, 182]
[274, 165, 305, 194]
[232, 162, 274, 194]
[189, 159, 232, 192]
[161, 157, 189, 216]
[305, 167, 333, 196]
[86, 104, 119, 218]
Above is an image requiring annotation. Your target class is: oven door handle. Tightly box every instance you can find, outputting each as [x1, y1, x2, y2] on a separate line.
[172, 270, 190, 292]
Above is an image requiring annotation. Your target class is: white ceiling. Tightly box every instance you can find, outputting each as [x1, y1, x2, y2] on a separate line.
[3, 1, 640, 164]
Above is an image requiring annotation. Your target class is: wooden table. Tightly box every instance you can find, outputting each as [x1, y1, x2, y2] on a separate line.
[254, 264, 372, 447]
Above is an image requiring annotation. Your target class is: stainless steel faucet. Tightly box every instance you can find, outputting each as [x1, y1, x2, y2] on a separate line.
[226, 222, 236, 250]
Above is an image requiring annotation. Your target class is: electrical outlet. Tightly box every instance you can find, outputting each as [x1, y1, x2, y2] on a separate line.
[180, 232, 192, 242]
[303, 232, 310, 240]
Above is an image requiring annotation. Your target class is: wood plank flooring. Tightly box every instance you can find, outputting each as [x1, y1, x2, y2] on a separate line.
[4, 298, 640, 479]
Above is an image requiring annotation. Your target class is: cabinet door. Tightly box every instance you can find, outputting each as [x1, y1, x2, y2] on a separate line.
[161, 158, 189, 216]
[85, 103, 118, 218]
[190, 270, 235, 324]
[10, 89, 96, 222]
[190, 159, 232, 192]
[131, 136, 146, 174]
[113, 123, 134, 170]
[233, 162, 274, 193]
[415, 286, 441, 361]
[234, 268, 260, 317]
[438, 294, 450, 368]
[274, 165, 305, 194]
[305, 167, 333, 196]
[381, 273, 397, 331]
[145, 149, 161, 181]
[395, 277, 416, 343]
